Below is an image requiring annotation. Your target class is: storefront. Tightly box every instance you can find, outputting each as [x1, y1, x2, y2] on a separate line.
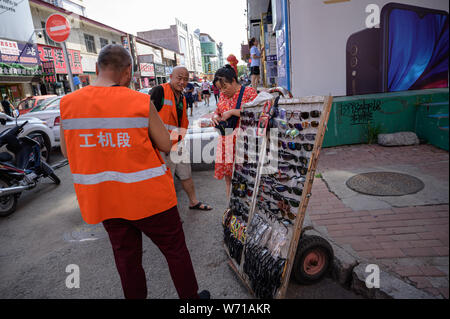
[246, 0, 291, 90]
[139, 62, 155, 88]
[37, 44, 83, 95]
[0, 39, 42, 104]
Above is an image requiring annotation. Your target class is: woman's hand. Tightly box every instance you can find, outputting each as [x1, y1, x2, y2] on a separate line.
[222, 109, 241, 121]
[211, 114, 222, 126]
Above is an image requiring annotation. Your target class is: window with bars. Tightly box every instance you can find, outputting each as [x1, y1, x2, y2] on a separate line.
[84, 34, 96, 53]
[100, 38, 109, 49]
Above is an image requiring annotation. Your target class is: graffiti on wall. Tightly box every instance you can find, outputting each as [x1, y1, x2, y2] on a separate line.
[339, 100, 382, 125]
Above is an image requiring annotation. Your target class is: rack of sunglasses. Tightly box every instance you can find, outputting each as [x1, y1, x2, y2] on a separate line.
[223, 92, 333, 299]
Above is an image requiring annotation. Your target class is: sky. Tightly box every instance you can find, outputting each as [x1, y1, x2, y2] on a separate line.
[83, 0, 248, 64]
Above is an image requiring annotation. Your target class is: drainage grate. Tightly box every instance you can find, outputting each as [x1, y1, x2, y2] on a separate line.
[346, 172, 425, 196]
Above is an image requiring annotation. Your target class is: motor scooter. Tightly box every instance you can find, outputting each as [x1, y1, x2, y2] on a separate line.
[0, 111, 60, 216]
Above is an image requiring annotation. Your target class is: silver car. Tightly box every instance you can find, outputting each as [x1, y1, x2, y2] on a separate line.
[22, 96, 62, 147]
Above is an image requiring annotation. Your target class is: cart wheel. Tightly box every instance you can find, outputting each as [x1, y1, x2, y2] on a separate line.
[292, 235, 334, 285]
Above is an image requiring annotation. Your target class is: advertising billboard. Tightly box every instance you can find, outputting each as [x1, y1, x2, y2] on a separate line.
[0, 0, 35, 42]
[288, 0, 449, 97]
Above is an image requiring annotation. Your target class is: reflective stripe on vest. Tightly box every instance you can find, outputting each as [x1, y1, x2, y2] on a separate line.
[73, 164, 168, 185]
[163, 99, 173, 106]
[165, 124, 179, 132]
[62, 117, 148, 130]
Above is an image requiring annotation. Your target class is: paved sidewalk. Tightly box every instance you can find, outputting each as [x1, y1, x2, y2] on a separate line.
[308, 144, 449, 299]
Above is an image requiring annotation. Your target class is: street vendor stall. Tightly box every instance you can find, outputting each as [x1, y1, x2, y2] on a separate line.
[222, 89, 334, 298]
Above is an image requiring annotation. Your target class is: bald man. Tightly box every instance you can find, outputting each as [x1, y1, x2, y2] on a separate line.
[150, 67, 213, 211]
[60, 45, 209, 299]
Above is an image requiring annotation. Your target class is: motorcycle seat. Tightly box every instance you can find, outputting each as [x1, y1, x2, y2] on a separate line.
[0, 152, 13, 162]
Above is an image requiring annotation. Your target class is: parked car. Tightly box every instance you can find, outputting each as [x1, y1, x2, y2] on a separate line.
[16, 95, 57, 115]
[139, 88, 152, 95]
[0, 113, 55, 163]
[22, 97, 62, 147]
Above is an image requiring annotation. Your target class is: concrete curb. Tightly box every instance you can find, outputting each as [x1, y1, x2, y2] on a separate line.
[303, 223, 438, 299]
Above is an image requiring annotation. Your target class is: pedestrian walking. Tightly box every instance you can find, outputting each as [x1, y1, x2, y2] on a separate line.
[201, 78, 211, 106]
[184, 81, 195, 116]
[59, 44, 209, 300]
[211, 65, 257, 197]
[1, 95, 15, 117]
[249, 38, 264, 90]
[150, 66, 213, 212]
[212, 83, 220, 104]
[193, 83, 200, 108]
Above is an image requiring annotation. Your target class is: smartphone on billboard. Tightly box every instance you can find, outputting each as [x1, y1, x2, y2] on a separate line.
[346, 28, 381, 96]
[380, 3, 449, 93]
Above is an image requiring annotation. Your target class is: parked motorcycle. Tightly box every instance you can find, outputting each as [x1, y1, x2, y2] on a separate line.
[0, 111, 60, 217]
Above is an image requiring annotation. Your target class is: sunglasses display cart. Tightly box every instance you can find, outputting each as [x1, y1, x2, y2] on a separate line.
[222, 90, 334, 299]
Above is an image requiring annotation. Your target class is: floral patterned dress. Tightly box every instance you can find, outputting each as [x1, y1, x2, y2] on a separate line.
[214, 86, 258, 180]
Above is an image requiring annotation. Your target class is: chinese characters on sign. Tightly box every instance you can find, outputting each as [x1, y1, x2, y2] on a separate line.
[80, 132, 131, 148]
[0, 38, 41, 76]
[42, 61, 56, 83]
[37, 44, 83, 74]
[140, 63, 155, 77]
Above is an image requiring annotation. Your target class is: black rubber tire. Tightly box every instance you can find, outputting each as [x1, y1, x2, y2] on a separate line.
[292, 234, 334, 285]
[0, 178, 18, 217]
[27, 133, 51, 163]
[48, 172, 61, 185]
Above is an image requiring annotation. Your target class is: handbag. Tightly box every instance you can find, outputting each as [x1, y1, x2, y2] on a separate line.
[215, 86, 246, 136]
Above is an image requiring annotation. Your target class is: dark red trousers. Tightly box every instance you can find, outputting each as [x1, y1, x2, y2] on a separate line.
[102, 206, 199, 299]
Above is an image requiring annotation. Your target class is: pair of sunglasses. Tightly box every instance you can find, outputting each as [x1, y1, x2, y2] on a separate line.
[287, 142, 314, 152]
[287, 110, 322, 120]
[302, 121, 320, 128]
[272, 183, 303, 196]
[278, 164, 308, 176]
[241, 111, 255, 118]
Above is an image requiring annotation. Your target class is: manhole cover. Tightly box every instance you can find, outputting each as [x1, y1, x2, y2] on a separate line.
[346, 172, 425, 196]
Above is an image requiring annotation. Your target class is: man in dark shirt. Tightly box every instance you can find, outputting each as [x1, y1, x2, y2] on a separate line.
[1, 95, 15, 117]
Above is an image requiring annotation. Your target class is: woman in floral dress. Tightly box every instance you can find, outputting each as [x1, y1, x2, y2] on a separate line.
[211, 65, 258, 197]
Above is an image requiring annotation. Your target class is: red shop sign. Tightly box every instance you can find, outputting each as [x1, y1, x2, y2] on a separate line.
[38, 44, 83, 74]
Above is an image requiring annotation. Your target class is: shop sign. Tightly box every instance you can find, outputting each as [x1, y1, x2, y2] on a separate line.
[0, 39, 40, 66]
[37, 44, 83, 74]
[42, 60, 56, 83]
[165, 66, 173, 76]
[0, 39, 41, 76]
[121, 36, 130, 51]
[162, 48, 175, 60]
[154, 63, 165, 76]
[140, 63, 155, 77]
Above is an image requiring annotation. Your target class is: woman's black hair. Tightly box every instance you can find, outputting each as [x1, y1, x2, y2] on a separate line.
[213, 64, 238, 86]
[249, 37, 256, 48]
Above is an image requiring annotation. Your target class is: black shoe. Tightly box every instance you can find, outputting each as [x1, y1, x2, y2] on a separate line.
[198, 290, 211, 299]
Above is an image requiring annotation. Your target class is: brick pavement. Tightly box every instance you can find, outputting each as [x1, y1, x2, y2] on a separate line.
[307, 144, 449, 299]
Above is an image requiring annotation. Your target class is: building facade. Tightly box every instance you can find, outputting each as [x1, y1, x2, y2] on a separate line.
[0, 0, 41, 103]
[199, 33, 220, 78]
[30, 0, 127, 95]
[137, 19, 203, 79]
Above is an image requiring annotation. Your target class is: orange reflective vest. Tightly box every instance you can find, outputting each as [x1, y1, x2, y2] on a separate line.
[60, 86, 178, 224]
[159, 83, 189, 145]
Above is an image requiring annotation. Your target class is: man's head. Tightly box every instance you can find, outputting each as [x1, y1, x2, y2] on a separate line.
[3, 95, 9, 101]
[96, 44, 133, 87]
[169, 66, 189, 93]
